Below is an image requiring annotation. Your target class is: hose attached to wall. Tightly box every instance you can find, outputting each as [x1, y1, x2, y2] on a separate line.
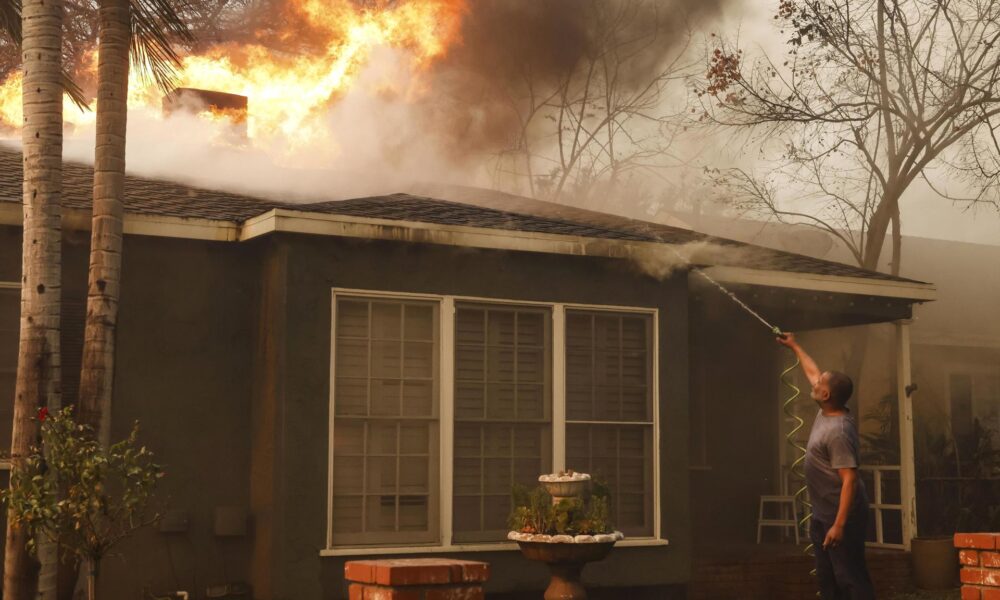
[775, 327, 815, 565]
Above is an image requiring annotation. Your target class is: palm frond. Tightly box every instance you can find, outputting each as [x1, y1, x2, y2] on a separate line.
[0, 0, 21, 44]
[61, 69, 90, 110]
[129, 0, 194, 93]
[3, 0, 89, 110]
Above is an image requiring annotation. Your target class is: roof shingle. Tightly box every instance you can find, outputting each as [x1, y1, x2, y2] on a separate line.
[0, 147, 920, 285]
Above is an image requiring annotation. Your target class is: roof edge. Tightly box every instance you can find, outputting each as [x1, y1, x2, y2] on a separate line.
[244, 208, 936, 302]
[0, 203, 935, 302]
[0, 201, 240, 241]
[701, 265, 937, 302]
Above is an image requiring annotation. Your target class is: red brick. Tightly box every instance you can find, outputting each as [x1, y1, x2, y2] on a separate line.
[962, 568, 1000, 586]
[453, 561, 490, 583]
[983, 588, 1000, 600]
[963, 586, 982, 600]
[345, 561, 378, 584]
[964, 551, 984, 566]
[349, 583, 365, 600]
[984, 553, 1000, 568]
[375, 560, 455, 586]
[957, 534, 999, 550]
[360, 588, 421, 600]
[425, 586, 485, 600]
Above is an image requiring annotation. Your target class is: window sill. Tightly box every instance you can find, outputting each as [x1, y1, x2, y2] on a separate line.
[320, 537, 669, 557]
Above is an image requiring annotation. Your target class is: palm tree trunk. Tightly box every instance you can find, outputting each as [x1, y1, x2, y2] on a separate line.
[5, 0, 64, 597]
[77, 0, 129, 445]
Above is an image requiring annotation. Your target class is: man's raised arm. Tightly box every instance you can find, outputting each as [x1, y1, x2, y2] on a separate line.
[776, 333, 822, 386]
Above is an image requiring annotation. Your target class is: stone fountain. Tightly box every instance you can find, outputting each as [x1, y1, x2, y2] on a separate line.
[507, 471, 624, 600]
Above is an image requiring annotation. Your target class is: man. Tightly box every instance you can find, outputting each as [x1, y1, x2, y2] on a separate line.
[777, 333, 875, 600]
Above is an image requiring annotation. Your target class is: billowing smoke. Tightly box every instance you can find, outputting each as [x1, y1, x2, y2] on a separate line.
[415, 0, 728, 161]
[3, 0, 732, 207]
[630, 240, 754, 280]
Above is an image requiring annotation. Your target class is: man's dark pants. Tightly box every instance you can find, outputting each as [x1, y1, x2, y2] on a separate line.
[809, 509, 876, 600]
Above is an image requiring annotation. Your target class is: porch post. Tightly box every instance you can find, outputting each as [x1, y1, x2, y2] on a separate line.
[895, 319, 917, 550]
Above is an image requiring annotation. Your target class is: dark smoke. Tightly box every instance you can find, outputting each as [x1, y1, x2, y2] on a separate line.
[416, 0, 728, 162]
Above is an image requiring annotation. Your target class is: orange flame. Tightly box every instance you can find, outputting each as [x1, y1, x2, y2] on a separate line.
[0, 0, 467, 143]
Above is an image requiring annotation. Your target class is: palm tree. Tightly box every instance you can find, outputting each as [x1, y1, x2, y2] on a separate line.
[77, 0, 191, 444]
[73, 2, 189, 595]
[3, 0, 65, 595]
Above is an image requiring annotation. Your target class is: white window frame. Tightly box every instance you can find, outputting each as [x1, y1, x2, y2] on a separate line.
[324, 288, 666, 556]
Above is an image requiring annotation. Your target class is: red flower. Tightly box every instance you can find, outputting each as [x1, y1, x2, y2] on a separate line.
[37, 407, 49, 422]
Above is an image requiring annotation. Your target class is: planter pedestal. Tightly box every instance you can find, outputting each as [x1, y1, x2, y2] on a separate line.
[516, 541, 615, 600]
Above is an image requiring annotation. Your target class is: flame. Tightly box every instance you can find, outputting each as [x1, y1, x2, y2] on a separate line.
[0, 0, 466, 145]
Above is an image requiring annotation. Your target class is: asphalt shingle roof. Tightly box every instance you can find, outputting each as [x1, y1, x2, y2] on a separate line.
[0, 148, 920, 285]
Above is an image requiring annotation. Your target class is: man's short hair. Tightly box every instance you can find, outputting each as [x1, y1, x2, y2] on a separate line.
[827, 371, 854, 406]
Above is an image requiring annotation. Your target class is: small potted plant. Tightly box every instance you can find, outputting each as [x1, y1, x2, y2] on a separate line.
[507, 474, 624, 599]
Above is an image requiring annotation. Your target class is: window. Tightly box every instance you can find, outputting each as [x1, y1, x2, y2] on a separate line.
[330, 298, 440, 545]
[565, 311, 654, 537]
[453, 304, 551, 542]
[328, 291, 659, 550]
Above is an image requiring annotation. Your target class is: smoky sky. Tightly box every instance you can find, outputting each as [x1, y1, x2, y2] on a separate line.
[414, 0, 728, 162]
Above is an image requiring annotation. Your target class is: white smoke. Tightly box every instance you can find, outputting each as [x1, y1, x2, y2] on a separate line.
[4, 47, 494, 203]
[630, 240, 755, 280]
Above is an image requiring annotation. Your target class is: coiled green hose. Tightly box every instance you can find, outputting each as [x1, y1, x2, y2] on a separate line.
[775, 330, 815, 571]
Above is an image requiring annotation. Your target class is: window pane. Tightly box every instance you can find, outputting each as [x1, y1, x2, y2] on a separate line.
[404, 305, 434, 341]
[402, 381, 433, 417]
[331, 297, 439, 546]
[566, 423, 654, 538]
[370, 379, 401, 416]
[337, 301, 369, 338]
[372, 341, 402, 379]
[567, 311, 652, 424]
[372, 303, 402, 340]
[453, 304, 551, 543]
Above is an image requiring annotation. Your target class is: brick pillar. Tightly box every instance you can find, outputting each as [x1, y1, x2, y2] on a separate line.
[345, 558, 490, 600]
[956, 533, 1000, 600]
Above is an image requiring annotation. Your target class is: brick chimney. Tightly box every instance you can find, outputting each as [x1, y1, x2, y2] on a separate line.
[162, 88, 248, 139]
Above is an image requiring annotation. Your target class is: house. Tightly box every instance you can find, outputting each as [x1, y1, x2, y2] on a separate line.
[0, 148, 935, 599]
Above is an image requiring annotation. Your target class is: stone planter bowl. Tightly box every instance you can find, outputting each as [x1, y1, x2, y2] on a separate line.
[539, 479, 589, 502]
[516, 540, 616, 600]
[516, 540, 616, 564]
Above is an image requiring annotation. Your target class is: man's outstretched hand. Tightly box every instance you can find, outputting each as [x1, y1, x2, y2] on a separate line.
[776, 331, 797, 348]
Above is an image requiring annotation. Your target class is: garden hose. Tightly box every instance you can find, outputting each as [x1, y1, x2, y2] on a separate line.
[775, 326, 816, 567]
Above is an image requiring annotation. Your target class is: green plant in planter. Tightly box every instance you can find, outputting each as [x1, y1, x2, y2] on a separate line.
[508, 480, 614, 536]
[1, 407, 164, 600]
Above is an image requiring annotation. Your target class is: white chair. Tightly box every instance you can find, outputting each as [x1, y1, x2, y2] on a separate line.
[756, 466, 803, 544]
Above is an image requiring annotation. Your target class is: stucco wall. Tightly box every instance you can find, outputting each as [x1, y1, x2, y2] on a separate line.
[688, 292, 781, 552]
[258, 233, 692, 599]
[97, 235, 256, 599]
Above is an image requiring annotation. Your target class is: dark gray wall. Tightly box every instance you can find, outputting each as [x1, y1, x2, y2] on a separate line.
[98, 235, 256, 599]
[0, 226, 256, 599]
[259, 234, 692, 599]
[688, 292, 782, 553]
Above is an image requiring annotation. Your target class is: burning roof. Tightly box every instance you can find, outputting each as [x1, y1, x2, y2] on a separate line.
[0, 0, 467, 142]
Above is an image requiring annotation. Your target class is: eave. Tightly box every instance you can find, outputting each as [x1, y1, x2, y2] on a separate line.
[0, 204, 937, 303]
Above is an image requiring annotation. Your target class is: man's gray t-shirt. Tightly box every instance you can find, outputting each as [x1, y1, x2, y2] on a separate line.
[805, 410, 868, 524]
